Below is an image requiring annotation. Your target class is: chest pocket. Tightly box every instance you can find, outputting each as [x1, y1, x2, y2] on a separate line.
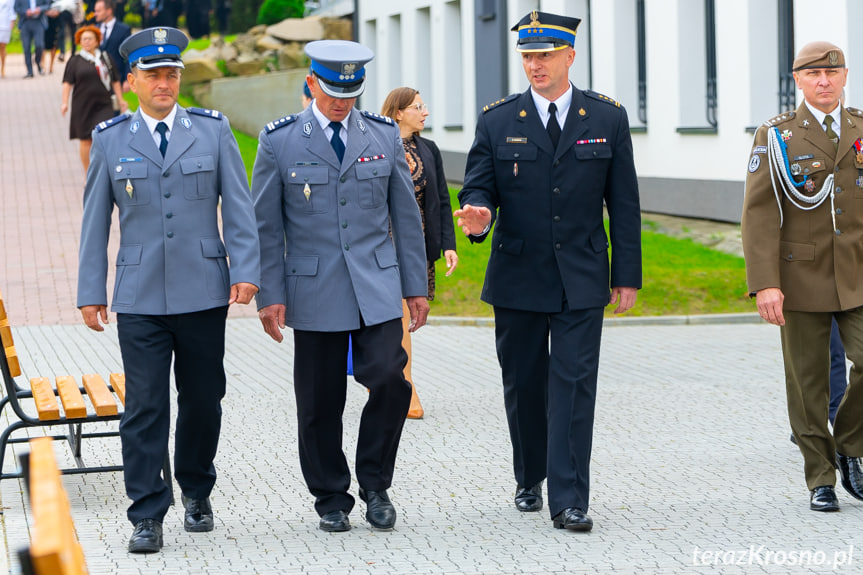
[356, 161, 391, 209]
[288, 166, 330, 213]
[574, 144, 612, 160]
[113, 162, 150, 206]
[181, 155, 216, 200]
[496, 144, 538, 162]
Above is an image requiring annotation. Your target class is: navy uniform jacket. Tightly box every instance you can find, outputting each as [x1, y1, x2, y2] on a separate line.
[252, 107, 428, 332]
[458, 86, 642, 312]
[101, 21, 133, 82]
[77, 107, 261, 314]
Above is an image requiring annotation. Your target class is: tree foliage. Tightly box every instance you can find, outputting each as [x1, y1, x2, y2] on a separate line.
[256, 0, 304, 26]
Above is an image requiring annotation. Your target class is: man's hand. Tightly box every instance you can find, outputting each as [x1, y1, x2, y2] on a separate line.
[453, 204, 492, 236]
[609, 287, 637, 314]
[259, 303, 286, 342]
[756, 287, 785, 326]
[229, 282, 259, 305]
[80, 305, 108, 332]
[405, 296, 430, 332]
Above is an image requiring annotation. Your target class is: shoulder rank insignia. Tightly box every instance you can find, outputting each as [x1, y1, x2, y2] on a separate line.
[846, 107, 863, 118]
[95, 113, 131, 132]
[482, 93, 518, 113]
[585, 91, 621, 108]
[187, 107, 223, 119]
[265, 115, 298, 133]
[765, 111, 795, 125]
[360, 110, 394, 125]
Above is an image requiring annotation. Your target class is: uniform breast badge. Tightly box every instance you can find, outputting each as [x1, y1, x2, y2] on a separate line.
[781, 130, 792, 141]
[125, 179, 134, 198]
[854, 139, 863, 164]
[303, 183, 311, 201]
[805, 180, 816, 192]
[513, 162, 518, 177]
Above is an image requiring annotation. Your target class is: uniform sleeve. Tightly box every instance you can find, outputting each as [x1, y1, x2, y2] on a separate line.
[457, 113, 499, 243]
[741, 126, 782, 294]
[251, 130, 287, 309]
[429, 138, 457, 253]
[604, 106, 642, 289]
[217, 117, 260, 289]
[76, 133, 113, 308]
[387, 125, 428, 298]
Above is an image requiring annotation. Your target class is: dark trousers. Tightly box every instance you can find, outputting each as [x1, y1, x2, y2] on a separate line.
[829, 318, 848, 424]
[293, 318, 411, 516]
[117, 307, 228, 524]
[19, 19, 45, 75]
[494, 304, 604, 518]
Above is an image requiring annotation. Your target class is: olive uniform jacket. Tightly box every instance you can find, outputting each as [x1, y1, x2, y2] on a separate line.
[742, 103, 863, 312]
[458, 86, 642, 312]
[252, 107, 428, 332]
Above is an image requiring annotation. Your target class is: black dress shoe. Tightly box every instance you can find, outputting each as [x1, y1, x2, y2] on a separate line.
[836, 452, 863, 501]
[128, 518, 163, 553]
[810, 485, 840, 512]
[552, 507, 593, 531]
[514, 482, 543, 512]
[319, 510, 351, 532]
[182, 495, 214, 532]
[359, 488, 396, 530]
[23, 73, 34, 79]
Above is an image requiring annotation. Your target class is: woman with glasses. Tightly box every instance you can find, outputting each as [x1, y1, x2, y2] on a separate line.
[381, 87, 459, 419]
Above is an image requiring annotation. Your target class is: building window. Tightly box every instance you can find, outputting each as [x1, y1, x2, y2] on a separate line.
[416, 7, 432, 120]
[777, 0, 795, 112]
[444, 1, 463, 129]
[388, 15, 402, 92]
[704, 0, 717, 128]
[362, 19, 378, 112]
[637, 0, 647, 126]
[677, 0, 717, 133]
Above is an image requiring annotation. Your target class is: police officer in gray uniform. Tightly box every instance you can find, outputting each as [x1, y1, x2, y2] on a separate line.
[252, 40, 429, 533]
[77, 27, 260, 553]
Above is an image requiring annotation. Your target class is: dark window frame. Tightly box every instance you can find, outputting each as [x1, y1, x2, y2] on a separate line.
[778, 0, 795, 112]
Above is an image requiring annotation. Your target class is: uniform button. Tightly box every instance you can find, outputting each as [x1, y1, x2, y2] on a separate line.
[164, 192, 171, 198]
[197, 162, 202, 168]
[340, 198, 346, 205]
[166, 212, 173, 218]
[553, 216, 560, 222]
[340, 176, 347, 183]
[836, 187, 842, 194]
[498, 243, 503, 249]
[553, 160, 560, 167]
[344, 243, 350, 250]
[163, 172, 170, 177]
[514, 153, 520, 158]
[836, 229, 842, 236]
[553, 187, 561, 194]
[291, 268, 296, 273]
[342, 221, 348, 228]
[555, 243, 561, 249]
[804, 168, 810, 174]
[836, 208, 843, 215]
[787, 253, 793, 260]
[167, 231, 174, 238]
[373, 169, 378, 175]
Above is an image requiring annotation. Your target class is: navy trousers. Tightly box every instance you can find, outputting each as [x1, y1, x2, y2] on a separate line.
[117, 307, 228, 524]
[19, 18, 45, 76]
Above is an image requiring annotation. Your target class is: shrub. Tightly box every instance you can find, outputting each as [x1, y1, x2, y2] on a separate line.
[256, 0, 304, 26]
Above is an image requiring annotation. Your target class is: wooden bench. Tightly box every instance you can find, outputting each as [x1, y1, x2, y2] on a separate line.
[16, 437, 89, 575]
[0, 289, 172, 492]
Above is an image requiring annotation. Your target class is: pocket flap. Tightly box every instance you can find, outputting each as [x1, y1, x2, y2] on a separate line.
[116, 244, 142, 266]
[356, 162, 392, 180]
[201, 238, 227, 258]
[794, 158, 827, 175]
[495, 144, 538, 161]
[180, 155, 215, 174]
[288, 167, 329, 185]
[113, 163, 148, 180]
[590, 228, 609, 253]
[285, 256, 319, 276]
[780, 241, 815, 262]
[493, 235, 524, 255]
[375, 244, 398, 268]
[574, 144, 612, 160]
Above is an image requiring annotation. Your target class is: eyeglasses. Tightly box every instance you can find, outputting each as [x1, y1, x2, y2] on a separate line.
[403, 103, 428, 112]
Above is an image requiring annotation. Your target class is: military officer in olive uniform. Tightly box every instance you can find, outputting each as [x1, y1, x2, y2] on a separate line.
[252, 40, 429, 533]
[77, 27, 260, 552]
[743, 41, 863, 513]
[455, 11, 641, 532]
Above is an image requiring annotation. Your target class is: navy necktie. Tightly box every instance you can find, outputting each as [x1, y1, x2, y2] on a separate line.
[547, 102, 561, 149]
[329, 121, 345, 163]
[155, 122, 168, 158]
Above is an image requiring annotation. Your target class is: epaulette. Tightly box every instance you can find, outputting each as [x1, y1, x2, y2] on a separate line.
[360, 110, 394, 125]
[95, 113, 130, 132]
[187, 107, 223, 120]
[764, 111, 795, 126]
[482, 93, 518, 113]
[846, 107, 863, 118]
[265, 115, 298, 133]
[585, 90, 621, 108]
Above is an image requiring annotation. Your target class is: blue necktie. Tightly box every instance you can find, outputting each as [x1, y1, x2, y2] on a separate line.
[155, 122, 168, 158]
[329, 121, 345, 163]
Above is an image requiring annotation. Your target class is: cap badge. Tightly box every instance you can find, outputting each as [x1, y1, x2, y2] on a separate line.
[829, 51, 839, 66]
[529, 10, 540, 27]
[153, 28, 167, 44]
[341, 62, 357, 80]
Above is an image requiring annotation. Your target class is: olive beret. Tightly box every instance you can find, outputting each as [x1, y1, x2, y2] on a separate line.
[792, 41, 845, 71]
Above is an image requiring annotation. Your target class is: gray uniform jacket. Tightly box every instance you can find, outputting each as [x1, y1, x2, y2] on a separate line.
[77, 107, 261, 315]
[252, 107, 428, 332]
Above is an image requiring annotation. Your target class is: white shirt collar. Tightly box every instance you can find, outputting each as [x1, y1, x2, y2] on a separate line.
[311, 100, 348, 135]
[805, 100, 842, 135]
[140, 105, 178, 139]
[530, 83, 574, 128]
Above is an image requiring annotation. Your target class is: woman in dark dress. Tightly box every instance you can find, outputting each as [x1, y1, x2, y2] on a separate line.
[381, 87, 459, 419]
[60, 25, 126, 171]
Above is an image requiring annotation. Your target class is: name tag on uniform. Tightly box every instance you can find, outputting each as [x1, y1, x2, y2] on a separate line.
[119, 157, 143, 163]
[506, 137, 528, 144]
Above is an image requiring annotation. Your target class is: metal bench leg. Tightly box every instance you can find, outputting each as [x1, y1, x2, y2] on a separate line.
[66, 422, 84, 467]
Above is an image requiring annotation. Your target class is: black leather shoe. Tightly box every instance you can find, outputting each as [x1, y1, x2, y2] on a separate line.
[182, 495, 214, 532]
[810, 485, 840, 512]
[319, 510, 351, 532]
[515, 482, 543, 512]
[359, 488, 396, 530]
[23, 73, 34, 79]
[37, 65, 44, 76]
[836, 452, 863, 501]
[128, 518, 163, 553]
[552, 507, 593, 531]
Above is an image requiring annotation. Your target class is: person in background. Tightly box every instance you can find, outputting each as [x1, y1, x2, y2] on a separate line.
[94, 0, 130, 92]
[60, 25, 127, 171]
[0, 0, 15, 78]
[380, 86, 458, 419]
[14, 0, 50, 78]
[301, 81, 312, 109]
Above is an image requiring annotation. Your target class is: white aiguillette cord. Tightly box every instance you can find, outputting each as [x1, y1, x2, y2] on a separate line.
[766, 126, 835, 231]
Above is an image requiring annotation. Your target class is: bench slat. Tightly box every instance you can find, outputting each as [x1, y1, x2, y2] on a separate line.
[1, 323, 21, 378]
[56, 376, 88, 420]
[29, 378, 60, 421]
[110, 373, 126, 406]
[82, 374, 119, 416]
[28, 437, 90, 575]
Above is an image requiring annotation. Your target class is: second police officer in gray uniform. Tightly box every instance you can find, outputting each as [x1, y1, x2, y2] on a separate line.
[252, 40, 429, 533]
[77, 27, 260, 553]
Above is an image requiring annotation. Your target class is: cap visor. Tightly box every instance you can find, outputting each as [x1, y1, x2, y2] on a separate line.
[317, 78, 365, 99]
[516, 42, 571, 53]
[135, 59, 185, 70]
